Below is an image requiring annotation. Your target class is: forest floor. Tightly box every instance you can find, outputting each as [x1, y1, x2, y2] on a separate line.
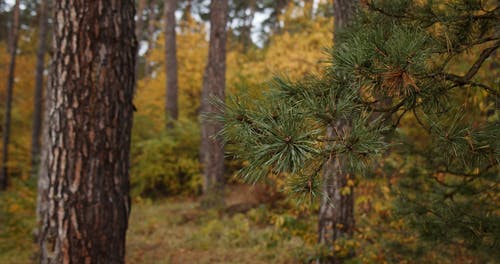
[0, 184, 310, 264]
[0, 182, 488, 263]
[126, 200, 305, 264]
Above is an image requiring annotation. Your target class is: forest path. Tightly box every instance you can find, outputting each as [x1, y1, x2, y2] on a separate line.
[126, 186, 304, 264]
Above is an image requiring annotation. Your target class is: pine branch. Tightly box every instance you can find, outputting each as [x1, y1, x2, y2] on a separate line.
[432, 159, 498, 181]
[463, 41, 500, 81]
[392, 108, 409, 128]
[462, 82, 498, 97]
[444, 41, 500, 83]
[442, 41, 500, 96]
[412, 108, 431, 133]
[367, 98, 408, 113]
[443, 177, 477, 201]
[366, 2, 407, 19]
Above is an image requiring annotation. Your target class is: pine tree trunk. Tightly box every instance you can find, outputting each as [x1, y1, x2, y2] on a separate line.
[35, 70, 51, 246]
[240, 0, 256, 51]
[200, 0, 228, 206]
[0, 0, 6, 41]
[318, 0, 357, 263]
[145, 0, 157, 76]
[0, 0, 20, 190]
[165, 0, 179, 124]
[31, 0, 50, 179]
[135, 0, 146, 83]
[38, 1, 137, 263]
[318, 123, 355, 264]
[136, 0, 146, 43]
[332, 0, 357, 33]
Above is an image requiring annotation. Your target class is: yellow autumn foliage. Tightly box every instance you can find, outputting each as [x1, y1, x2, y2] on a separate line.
[0, 35, 38, 179]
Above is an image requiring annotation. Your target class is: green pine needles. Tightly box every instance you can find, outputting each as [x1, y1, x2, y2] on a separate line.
[212, 0, 499, 257]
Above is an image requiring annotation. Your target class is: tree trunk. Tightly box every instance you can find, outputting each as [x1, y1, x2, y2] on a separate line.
[318, 122, 355, 264]
[135, 0, 146, 83]
[318, 0, 357, 263]
[38, 1, 137, 263]
[164, 0, 179, 124]
[0, 0, 20, 190]
[136, 0, 146, 42]
[144, 0, 157, 76]
[30, 0, 50, 179]
[35, 67, 51, 246]
[239, 0, 256, 52]
[200, 0, 228, 206]
[268, 0, 288, 35]
[0, 0, 8, 41]
[332, 0, 357, 34]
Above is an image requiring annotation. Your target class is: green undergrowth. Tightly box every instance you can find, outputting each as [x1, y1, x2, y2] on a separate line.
[0, 190, 313, 264]
[126, 198, 312, 264]
[0, 181, 492, 263]
[0, 179, 37, 264]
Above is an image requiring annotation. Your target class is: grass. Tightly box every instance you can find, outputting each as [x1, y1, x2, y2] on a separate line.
[126, 198, 307, 264]
[0, 186, 310, 264]
[0, 182, 488, 263]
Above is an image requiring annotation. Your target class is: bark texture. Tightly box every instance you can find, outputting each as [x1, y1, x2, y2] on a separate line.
[31, 0, 50, 178]
[200, 0, 228, 201]
[318, 0, 358, 263]
[0, 0, 20, 190]
[38, 1, 137, 263]
[164, 0, 179, 123]
[318, 122, 355, 264]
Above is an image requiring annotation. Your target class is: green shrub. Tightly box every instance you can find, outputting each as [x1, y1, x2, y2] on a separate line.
[0, 179, 37, 263]
[130, 118, 202, 198]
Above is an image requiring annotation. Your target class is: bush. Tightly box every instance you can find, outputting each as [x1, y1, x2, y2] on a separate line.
[130, 118, 202, 198]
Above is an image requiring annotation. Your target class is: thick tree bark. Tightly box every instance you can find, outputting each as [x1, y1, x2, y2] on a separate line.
[200, 0, 228, 204]
[164, 0, 179, 123]
[31, 0, 50, 179]
[318, 0, 357, 263]
[38, 1, 137, 263]
[0, 0, 20, 190]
